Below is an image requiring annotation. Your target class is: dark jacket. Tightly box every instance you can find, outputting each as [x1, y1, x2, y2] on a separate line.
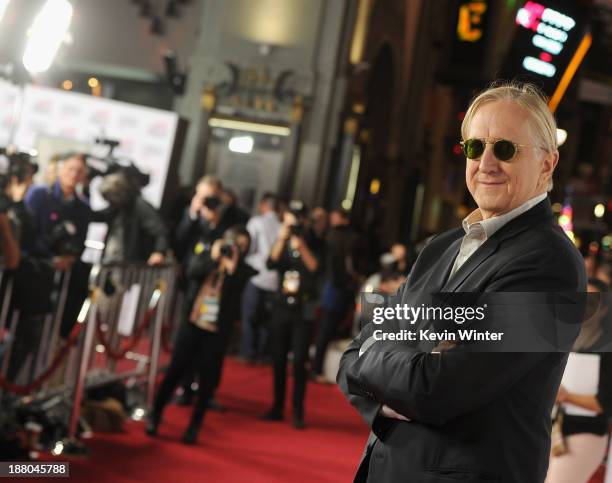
[337, 199, 587, 483]
[174, 208, 232, 266]
[186, 249, 257, 333]
[93, 197, 168, 263]
[25, 182, 91, 258]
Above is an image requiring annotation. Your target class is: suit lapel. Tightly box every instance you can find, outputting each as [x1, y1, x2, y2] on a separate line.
[426, 237, 463, 292]
[441, 199, 554, 292]
[442, 237, 500, 292]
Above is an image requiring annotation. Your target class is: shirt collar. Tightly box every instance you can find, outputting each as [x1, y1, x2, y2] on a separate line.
[462, 193, 548, 238]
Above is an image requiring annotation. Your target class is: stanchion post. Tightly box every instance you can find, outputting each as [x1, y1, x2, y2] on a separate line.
[68, 294, 99, 440]
[146, 280, 166, 414]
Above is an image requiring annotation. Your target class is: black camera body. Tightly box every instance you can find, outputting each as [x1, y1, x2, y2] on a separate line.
[289, 223, 305, 238]
[220, 242, 234, 258]
[0, 148, 38, 189]
[48, 221, 82, 256]
[203, 196, 222, 211]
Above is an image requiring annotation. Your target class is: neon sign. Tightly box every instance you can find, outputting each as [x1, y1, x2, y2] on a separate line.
[515, 1, 577, 78]
[457, 1, 487, 42]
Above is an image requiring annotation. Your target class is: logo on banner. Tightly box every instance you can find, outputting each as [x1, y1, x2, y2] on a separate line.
[148, 121, 169, 137]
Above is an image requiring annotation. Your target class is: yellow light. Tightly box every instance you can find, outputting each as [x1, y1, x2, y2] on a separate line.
[551, 202, 562, 213]
[369, 178, 380, 195]
[61, 79, 72, 90]
[565, 230, 575, 244]
[594, 203, 605, 218]
[88, 77, 99, 88]
[457, 1, 487, 42]
[549, 33, 592, 113]
[208, 117, 290, 136]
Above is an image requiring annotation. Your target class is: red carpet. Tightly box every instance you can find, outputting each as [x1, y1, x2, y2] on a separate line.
[22, 358, 607, 482]
[35, 359, 369, 483]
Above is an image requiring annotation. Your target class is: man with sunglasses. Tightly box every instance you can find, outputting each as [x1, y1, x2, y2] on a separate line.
[338, 82, 586, 482]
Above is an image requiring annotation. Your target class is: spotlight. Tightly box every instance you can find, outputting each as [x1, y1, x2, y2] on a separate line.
[228, 136, 254, 154]
[594, 203, 605, 218]
[87, 77, 99, 88]
[22, 0, 73, 74]
[61, 79, 72, 90]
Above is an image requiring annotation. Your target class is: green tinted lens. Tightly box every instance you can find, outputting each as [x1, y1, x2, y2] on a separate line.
[463, 139, 484, 159]
[493, 140, 516, 161]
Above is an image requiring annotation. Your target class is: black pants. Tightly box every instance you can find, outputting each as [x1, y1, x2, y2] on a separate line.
[153, 319, 229, 427]
[269, 306, 311, 415]
[312, 308, 344, 375]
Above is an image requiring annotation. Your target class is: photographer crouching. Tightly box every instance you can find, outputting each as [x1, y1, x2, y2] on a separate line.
[146, 226, 256, 444]
[262, 201, 320, 429]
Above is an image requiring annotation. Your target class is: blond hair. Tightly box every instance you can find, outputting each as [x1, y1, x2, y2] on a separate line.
[196, 175, 223, 190]
[461, 81, 558, 190]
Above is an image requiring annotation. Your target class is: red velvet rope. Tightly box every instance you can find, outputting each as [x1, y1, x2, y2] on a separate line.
[0, 321, 82, 395]
[161, 323, 173, 353]
[95, 307, 156, 360]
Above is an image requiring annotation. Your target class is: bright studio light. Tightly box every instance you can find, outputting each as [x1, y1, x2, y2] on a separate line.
[228, 136, 254, 154]
[22, 0, 73, 74]
[594, 203, 605, 219]
[0, 0, 11, 24]
[556, 128, 568, 146]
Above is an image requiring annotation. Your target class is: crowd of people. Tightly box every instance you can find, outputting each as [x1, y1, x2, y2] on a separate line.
[0, 144, 611, 480]
[0, 154, 412, 444]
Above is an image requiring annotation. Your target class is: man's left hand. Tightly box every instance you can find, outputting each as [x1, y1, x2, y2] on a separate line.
[147, 252, 165, 266]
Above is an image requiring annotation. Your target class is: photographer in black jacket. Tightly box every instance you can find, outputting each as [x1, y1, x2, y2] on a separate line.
[95, 168, 167, 264]
[262, 201, 320, 429]
[146, 226, 256, 444]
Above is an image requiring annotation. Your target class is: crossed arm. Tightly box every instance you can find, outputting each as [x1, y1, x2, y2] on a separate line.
[337, 250, 583, 429]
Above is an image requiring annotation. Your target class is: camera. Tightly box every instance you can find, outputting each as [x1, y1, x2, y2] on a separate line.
[220, 243, 234, 258]
[48, 221, 82, 256]
[86, 137, 150, 192]
[289, 223, 305, 237]
[203, 196, 222, 211]
[0, 147, 38, 189]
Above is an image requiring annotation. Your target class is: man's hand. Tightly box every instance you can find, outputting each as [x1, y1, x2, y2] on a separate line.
[556, 386, 569, 404]
[189, 194, 203, 219]
[147, 252, 165, 266]
[9, 180, 31, 202]
[52, 255, 76, 271]
[380, 405, 410, 421]
[278, 224, 291, 241]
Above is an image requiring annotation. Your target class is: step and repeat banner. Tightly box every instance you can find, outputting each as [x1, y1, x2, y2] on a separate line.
[0, 79, 179, 209]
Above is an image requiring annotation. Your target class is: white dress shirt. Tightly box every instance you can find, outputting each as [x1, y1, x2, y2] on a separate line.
[448, 193, 548, 279]
[246, 211, 281, 291]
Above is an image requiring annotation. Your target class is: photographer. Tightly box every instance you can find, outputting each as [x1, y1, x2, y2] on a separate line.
[0, 149, 39, 268]
[173, 175, 233, 404]
[146, 227, 256, 444]
[0, 150, 56, 383]
[262, 201, 320, 429]
[25, 152, 91, 339]
[95, 169, 167, 264]
[25, 152, 90, 269]
[175, 176, 232, 265]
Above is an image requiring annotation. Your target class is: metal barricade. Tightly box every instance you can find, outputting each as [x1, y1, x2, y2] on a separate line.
[0, 262, 181, 453]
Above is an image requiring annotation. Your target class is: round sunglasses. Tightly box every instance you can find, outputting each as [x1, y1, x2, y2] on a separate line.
[460, 138, 526, 161]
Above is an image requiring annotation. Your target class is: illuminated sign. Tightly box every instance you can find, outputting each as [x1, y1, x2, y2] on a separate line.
[515, 1, 576, 78]
[457, 1, 488, 42]
[501, 0, 587, 100]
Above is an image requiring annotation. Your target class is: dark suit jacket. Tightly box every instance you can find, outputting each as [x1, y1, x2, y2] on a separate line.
[337, 199, 587, 483]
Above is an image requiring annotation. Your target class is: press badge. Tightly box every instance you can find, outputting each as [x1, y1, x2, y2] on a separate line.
[282, 270, 301, 295]
[193, 296, 220, 332]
